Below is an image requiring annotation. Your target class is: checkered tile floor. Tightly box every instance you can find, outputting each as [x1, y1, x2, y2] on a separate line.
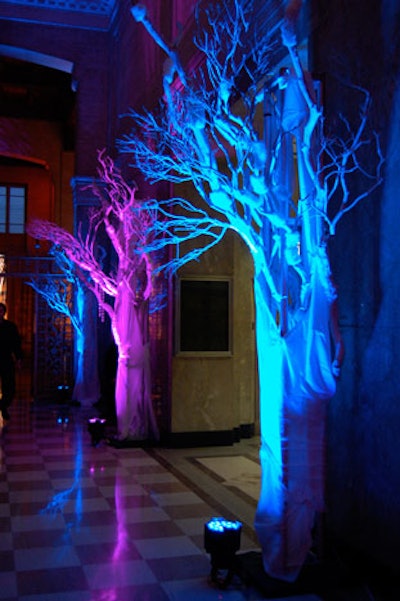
[1, 400, 305, 601]
[1, 399, 385, 601]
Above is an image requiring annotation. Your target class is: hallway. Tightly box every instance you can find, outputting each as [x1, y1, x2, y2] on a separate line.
[0, 399, 395, 600]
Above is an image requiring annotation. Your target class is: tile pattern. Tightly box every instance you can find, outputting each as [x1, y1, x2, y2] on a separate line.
[1, 400, 387, 601]
[0, 401, 294, 601]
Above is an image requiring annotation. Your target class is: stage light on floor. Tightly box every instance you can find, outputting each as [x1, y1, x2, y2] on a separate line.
[56, 414, 70, 430]
[204, 516, 242, 587]
[87, 418, 106, 446]
[57, 384, 71, 404]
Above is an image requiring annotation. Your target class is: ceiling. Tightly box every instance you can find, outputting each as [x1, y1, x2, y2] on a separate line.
[0, 57, 75, 120]
[0, 54, 76, 153]
[0, 0, 117, 17]
[0, 0, 118, 30]
[0, 2, 121, 152]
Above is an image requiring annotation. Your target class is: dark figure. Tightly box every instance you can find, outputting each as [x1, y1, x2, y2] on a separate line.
[0, 303, 22, 420]
[97, 341, 117, 419]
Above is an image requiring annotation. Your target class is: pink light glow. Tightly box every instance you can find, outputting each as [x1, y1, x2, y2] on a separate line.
[112, 472, 130, 563]
[28, 150, 161, 441]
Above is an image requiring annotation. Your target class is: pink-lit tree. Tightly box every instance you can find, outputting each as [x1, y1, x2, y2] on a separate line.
[28, 150, 159, 442]
[123, 0, 383, 580]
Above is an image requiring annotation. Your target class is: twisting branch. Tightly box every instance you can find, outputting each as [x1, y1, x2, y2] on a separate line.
[26, 248, 84, 334]
[27, 150, 161, 320]
[126, 0, 382, 330]
[320, 88, 384, 234]
[140, 197, 230, 274]
[27, 217, 117, 322]
[125, 0, 384, 581]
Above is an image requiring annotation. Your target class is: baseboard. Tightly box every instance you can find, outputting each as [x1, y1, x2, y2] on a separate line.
[161, 423, 255, 448]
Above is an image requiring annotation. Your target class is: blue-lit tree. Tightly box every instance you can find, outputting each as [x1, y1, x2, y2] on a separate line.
[124, 0, 383, 580]
[28, 150, 159, 442]
[26, 248, 99, 406]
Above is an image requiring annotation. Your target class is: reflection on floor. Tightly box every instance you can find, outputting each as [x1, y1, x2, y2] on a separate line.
[0, 399, 397, 600]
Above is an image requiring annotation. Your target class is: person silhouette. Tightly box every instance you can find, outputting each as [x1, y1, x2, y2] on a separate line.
[0, 302, 22, 420]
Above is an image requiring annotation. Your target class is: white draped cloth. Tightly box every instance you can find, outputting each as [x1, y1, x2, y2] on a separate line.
[112, 280, 159, 441]
[254, 70, 338, 581]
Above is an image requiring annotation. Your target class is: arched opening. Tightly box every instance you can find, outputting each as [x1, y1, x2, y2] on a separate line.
[0, 54, 76, 402]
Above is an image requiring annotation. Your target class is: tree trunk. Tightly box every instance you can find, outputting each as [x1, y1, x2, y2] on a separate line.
[72, 338, 100, 406]
[72, 288, 100, 406]
[112, 283, 159, 441]
[254, 258, 336, 581]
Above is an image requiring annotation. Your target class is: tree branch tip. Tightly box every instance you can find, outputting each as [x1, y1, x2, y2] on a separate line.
[281, 21, 297, 49]
[130, 4, 147, 23]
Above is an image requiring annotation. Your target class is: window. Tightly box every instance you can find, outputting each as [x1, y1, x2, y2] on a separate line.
[0, 185, 26, 234]
[177, 278, 231, 354]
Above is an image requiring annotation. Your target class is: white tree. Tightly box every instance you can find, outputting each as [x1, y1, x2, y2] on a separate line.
[25, 248, 99, 406]
[123, 0, 383, 580]
[28, 150, 159, 442]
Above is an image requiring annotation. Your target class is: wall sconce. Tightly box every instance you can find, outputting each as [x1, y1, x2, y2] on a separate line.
[87, 418, 107, 446]
[204, 517, 242, 588]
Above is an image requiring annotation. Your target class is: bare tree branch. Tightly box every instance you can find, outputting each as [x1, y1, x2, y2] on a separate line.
[125, 0, 383, 580]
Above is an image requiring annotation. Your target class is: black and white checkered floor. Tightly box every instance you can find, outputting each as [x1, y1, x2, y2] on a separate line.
[0, 399, 396, 600]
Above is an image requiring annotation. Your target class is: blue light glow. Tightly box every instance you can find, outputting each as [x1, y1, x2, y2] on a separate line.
[124, 0, 382, 582]
[40, 423, 83, 525]
[206, 517, 242, 533]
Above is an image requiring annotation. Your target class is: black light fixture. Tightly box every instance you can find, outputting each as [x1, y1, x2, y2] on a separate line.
[204, 517, 242, 588]
[56, 414, 69, 430]
[57, 384, 71, 404]
[87, 418, 107, 446]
